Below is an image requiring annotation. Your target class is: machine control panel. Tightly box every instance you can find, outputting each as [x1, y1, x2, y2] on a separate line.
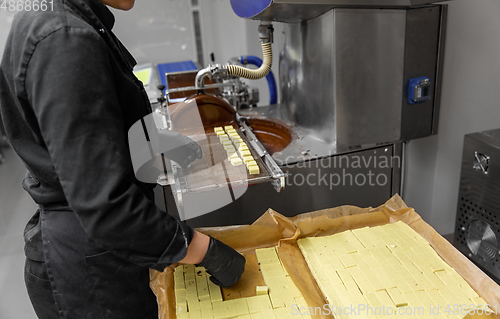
[408, 76, 431, 104]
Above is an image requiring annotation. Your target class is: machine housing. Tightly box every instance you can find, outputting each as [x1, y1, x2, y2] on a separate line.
[454, 129, 500, 284]
[156, 1, 449, 227]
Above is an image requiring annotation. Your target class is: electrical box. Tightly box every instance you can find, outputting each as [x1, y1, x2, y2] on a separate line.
[454, 128, 500, 284]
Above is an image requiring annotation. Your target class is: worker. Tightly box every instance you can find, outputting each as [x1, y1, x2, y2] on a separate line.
[0, 0, 246, 318]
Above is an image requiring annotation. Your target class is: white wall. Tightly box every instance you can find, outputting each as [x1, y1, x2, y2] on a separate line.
[1, 3, 196, 66]
[404, 0, 500, 235]
[0, 1, 279, 104]
[112, 0, 278, 106]
[198, 0, 248, 65]
[111, 0, 196, 65]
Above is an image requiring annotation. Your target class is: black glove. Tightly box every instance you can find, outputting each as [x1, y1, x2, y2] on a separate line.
[196, 236, 246, 288]
[159, 130, 202, 168]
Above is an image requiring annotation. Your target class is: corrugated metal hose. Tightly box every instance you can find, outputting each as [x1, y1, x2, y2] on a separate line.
[226, 42, 272, 80]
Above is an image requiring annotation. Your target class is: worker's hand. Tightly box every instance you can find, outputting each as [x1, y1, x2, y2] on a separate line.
[159, 130, 202, 168]
[196, 236, 246, 288]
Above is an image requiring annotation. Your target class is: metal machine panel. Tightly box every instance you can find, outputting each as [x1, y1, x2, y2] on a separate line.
[335, 9, 405, 146]
[280, 9, 405, 146]
[158, 145, 401, 227]
[431, 5, 447, 135]
[454, 129, 500, 283]
[401, 6, 444, 140]
[279, 10, 336, 143]
[230, 0, 449, 23]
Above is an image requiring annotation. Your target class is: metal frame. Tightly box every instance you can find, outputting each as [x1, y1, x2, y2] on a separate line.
[431, 4, 448, 135]
[391, 142, 404, 197]
[400, 5, 443, 140]
[237, 114, 286, 192]
[157, 143, 403, 227]
[231, 0, 451, 22]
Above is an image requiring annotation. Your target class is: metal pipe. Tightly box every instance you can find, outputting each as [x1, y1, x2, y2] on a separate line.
[226, 42, 272, 80]
[237, 55, 278, 104]
[194, 22, 274, 90]
[194, 66, 212, 92]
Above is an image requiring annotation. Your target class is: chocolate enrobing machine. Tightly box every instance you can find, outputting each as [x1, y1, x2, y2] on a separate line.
[153, 0, 449, 227]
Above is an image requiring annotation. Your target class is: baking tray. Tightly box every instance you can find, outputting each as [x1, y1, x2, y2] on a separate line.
[151, 195, 500, 319]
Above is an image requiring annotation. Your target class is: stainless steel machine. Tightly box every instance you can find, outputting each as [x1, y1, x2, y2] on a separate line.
[154, 0, 449, 227]
[453, 128, 500, 284]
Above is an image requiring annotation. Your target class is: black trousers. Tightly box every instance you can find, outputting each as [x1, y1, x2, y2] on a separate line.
[24, 208, 158, 319]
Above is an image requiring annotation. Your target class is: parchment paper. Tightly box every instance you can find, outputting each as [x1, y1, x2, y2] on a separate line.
[150, 195, 500, 319]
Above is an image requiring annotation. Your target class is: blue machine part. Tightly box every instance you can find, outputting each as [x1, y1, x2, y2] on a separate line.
[230, 0, 272, 18]
[157, 61, 198, 94]
[239, 55, 278, 105]
[407, 76, 431, 105]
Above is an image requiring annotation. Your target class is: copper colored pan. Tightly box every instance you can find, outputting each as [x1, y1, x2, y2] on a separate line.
[245, 118, 293, 155]
[170, 93, 236, 134]
[169, 93, 292, 155]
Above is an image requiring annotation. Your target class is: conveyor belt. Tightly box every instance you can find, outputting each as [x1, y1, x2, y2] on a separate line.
[171, 128, 272, 194]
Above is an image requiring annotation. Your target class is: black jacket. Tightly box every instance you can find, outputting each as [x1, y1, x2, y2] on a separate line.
[0, 0, 194, 271]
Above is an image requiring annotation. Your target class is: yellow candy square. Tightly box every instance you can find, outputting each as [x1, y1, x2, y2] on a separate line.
[228, 152, 239, 159]
[248, 165, 260, 175]
[246, 161, 257, 169]
[241, 150, 252, 157]
[231, 157, 243, 166]
[243, 156, 254, 164]
[219, 135, 229, 143]
[256, 286, 269, 295]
